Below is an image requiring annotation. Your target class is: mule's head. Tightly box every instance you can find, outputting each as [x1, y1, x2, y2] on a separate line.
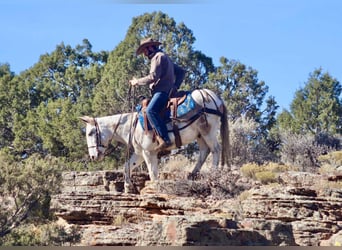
[80, 116, 106, 161]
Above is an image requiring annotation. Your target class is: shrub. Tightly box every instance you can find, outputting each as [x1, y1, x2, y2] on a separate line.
[312, 179, 342, 191]
[0, 151, 63, 238]
[112, 214, 127, 227]
[238, 190, 251, 202]
[240, 163, 264, 178]
[203, 166, 246, 199]
[0, 223, 81, 246]
[279, 131, 330, 170]
[255, 171, 277, 184]
[229, 116, 277, 166]
[264, 162, 292, 173]
[163, 154, 192, 174]
[318, 150, 342, 169]
[240, 162, 291, 185]
[315, 132, 341, 150]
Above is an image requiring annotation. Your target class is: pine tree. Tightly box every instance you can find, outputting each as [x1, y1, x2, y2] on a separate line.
[0, 64, 15, 148]
[206, 57, 278, 128]
[278, 68, 342, 135]
[11, 40, 107, 159]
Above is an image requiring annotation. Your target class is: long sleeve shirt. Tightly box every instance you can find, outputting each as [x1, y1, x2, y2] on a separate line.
[136, 51, 175, 94]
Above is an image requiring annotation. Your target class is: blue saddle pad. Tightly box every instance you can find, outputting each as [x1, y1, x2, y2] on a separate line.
[136, 92, 196, 131]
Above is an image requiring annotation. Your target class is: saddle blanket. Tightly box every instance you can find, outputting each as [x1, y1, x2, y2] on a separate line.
[136, 91, 196, 131]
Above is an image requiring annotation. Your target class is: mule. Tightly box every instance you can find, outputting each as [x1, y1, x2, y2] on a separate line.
[80, 88, 230, 193]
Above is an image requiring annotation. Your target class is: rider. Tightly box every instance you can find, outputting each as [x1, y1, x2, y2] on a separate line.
[129, 37, 185, 151]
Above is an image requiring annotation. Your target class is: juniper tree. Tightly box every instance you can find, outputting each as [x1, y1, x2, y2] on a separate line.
[278, 68, 342, 135]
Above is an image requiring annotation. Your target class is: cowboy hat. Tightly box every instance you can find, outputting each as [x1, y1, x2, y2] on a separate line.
[136, 37, 162, 55]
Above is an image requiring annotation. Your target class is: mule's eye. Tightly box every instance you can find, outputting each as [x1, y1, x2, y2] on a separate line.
[88, 128, 96, 136]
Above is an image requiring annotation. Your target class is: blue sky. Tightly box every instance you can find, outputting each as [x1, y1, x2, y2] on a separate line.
[1, 0, 341, 111]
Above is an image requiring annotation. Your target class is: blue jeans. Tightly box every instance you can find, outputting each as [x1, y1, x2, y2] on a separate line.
[146, 91, 170, 142]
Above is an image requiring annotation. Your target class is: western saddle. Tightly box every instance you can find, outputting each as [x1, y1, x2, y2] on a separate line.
[140, 91, 188, 148]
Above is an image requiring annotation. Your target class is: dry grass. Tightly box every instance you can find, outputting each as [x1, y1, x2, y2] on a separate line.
[318, 150, 342, 174]
[112, 213, 128, 226]
[162, 153, 214, 178]
[240, 163, 260, 178]
[255, 171, 276, 184]
[312, 179, 342, 192]
[162, 154, 192, 176]
[240, 162, 298, 185]
[238, 190, 251, 202]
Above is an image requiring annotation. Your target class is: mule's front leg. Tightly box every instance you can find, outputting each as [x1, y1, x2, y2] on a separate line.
[142, 150, 159, 181]
[124, 153, 143, 193]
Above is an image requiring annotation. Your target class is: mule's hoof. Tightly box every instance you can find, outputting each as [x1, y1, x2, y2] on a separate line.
[140, 181, 158, 195]
[124, 183, 137, 194]
[187, 172, 195, 180]
[187, 172, 200, 180]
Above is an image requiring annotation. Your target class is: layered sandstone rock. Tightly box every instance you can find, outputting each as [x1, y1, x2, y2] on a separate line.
[51, 170, 342, 246]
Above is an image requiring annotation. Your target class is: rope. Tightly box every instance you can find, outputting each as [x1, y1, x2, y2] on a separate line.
[126, 85, 135, 175]
[126, 85, 140, 193]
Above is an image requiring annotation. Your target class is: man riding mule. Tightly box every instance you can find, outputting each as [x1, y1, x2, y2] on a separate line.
[81, 88, 230, 193]
[80, 38, 230, 193]
[129, 37, 185, 151]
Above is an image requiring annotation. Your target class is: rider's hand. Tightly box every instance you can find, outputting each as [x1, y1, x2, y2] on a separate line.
[129, 78, 139, 86]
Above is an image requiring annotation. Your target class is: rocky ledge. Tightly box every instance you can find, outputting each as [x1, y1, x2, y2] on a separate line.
[51, 170, 342, 246]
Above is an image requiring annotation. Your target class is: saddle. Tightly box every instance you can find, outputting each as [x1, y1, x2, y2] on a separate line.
[137, 91, 194, 148]
[168, 90, 188, 118]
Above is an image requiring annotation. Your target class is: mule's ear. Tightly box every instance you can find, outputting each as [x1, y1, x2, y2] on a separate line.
[79, 116, 94, 124]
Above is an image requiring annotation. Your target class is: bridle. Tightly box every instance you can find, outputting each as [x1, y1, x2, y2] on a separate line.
[87, 118, 105, 154]
[88, 116, 122, 157]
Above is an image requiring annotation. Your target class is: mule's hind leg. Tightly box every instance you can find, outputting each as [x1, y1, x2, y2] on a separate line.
[189, 136, 210, 179]
[201, 133, 221, 168]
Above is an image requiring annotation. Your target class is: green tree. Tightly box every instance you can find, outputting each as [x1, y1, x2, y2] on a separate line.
[206, 57, 278, 131]
[19, 99, 86, 158]
[0, 64, 15, 148]
[278, 68, 342, 135]
[206, 58, 278, 124]
[10, 40, 107, 159]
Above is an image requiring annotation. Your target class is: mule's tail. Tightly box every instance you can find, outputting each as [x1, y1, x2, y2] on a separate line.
[220, 101, 231, 168]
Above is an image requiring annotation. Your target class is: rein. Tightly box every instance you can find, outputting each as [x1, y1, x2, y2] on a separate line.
[127, 85, 136, 147]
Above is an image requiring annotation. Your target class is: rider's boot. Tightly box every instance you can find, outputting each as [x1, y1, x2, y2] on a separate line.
[154, 136, 172, 151]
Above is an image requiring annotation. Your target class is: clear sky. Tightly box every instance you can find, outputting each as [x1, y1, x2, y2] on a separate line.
[1, 0, 341, 111]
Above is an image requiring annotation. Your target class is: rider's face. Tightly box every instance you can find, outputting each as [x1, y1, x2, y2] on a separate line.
[143, 46, 154, 57]
[143, 47, 149, 57]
